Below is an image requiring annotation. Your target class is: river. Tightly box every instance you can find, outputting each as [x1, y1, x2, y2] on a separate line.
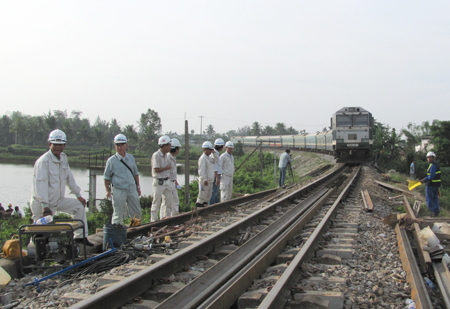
[0, 163, 195, 212]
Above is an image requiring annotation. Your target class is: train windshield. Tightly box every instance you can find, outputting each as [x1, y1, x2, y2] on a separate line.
[336, 114, 368, 126]
[353, 114, 368, 126]
[336, 115, 352, 126]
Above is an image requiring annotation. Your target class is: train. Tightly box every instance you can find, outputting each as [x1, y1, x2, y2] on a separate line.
[231, 107, 374, 163]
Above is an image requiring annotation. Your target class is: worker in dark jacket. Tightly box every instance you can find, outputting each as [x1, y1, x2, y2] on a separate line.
[420, 152, 441, 217]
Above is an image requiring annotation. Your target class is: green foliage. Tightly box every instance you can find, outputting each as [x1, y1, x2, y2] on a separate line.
[0, 215, 33, 248]
[140, 195, 153, 209]
[233, 141, 244, 157]
[430, 120, 450, 166]
[372, 121, 403, 168]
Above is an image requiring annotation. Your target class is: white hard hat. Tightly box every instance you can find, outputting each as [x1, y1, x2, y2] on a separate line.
[171, 138, 181, 148]
[214, 138, 225, 146]
[202, 141, 214, 149]
[427, 151, 436, 157]
[158, 135, 171, 146]
[114, 134, 127, 144]
[225, 141, 234, 148]
[48, 129, 67, 144]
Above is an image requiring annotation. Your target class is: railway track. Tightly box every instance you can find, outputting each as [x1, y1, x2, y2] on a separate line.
[67, 164, 359, 308]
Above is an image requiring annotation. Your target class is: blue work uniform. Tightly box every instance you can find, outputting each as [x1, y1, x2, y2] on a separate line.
[423, 161, 441, 215]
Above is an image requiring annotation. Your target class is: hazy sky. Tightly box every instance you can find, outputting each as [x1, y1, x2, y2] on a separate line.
[1, 1, 449, 136]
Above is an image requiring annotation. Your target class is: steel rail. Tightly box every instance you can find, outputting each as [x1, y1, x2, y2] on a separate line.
[402, 195, 432, 273]
[395, 224, 433, 309]
[196, 188, 336, 309]
[126, 187, 279, 238]
[71, 165, 346, 309]
[433, 261, 450, 308]
[257, 165, 361, 308]
[157, 188, 332, 308]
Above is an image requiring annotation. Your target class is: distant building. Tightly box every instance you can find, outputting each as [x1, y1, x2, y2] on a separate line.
[415, 136, 434, 152]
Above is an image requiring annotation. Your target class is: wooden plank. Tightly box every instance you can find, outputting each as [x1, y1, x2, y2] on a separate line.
[363, 190, 374, 212]
[360, 190, 367, 211]
[375, 180, 415, 196]
[413, 200, 421, 217]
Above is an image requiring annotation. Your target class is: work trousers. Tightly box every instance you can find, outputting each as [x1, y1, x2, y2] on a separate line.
[279, 167, 287, 187]
[209, 175, 221, 205]
[162, 181, 179, 217]
[410, 172, 415, 180]
[30, 197, 88, 238]
[111, 187, 141, 225]
[426, 186, 440, 215]
[220, 175, 233, 202]
[152, 179, 173, 222]
[197, 180, 213, 205]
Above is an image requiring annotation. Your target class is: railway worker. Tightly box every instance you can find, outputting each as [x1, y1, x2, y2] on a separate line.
[220, 141, 235, 202]
[209, 138, 225, 205]
[420, 152, 441, 217]
[30, 129, 92, 246]
[151, 136, 173, 222]
[161, 138, 182, 217]
[104, 134, 142, 225]
[410, 160, 416, 180]
[196, 141, 216, 208]
[279, 149, 292, 188]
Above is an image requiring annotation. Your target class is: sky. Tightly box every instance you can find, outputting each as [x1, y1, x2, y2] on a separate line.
[1, 1, 449, 136]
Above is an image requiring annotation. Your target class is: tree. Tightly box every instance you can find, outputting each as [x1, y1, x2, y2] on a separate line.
[262, 125, 275, 136]
[137, 108, 162, 152]
[287, 126, 299, 135]
[9, 111, 27, 144]
[275, 122, 288, 135]
[430, 120, 450, 166]
[109, 118, 121, 143]
[44, 110, 57, 131]
[205, 124, 215, 138]
[123, 124, 138, 145]
[251, 122, 262, 136]
[237, 125, 251, 136]
[92, 116, 109, 146]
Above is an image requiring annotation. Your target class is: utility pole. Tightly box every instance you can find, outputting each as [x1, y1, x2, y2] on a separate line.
[185, 120, 190, 209]
[260, 142, 263, 177]
[274, 149, 277, 186]
[199, 116, 203, 137]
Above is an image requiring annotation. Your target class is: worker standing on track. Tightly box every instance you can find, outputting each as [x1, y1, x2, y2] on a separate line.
[30, 129, 92, 245]
[420, 152, 441, 217]
[151, 136, 173, 222]
[279, 149, 292, 188]
[103, 134, 142, 225]
[162, 138, 182, 217]
[220, 141, 235, 202]
[209, 138, 224, 205]
[196, 141, 216, 208]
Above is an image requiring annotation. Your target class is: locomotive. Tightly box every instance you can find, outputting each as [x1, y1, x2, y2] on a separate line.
[231, 107, 373, 163]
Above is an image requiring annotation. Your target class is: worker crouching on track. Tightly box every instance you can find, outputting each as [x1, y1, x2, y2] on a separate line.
[30, 129, 93, 246]
[151, 136, 173, 222]
[196, 141, 216, 208]
[162, 138, 182, 217]
[420, 151, 441, 217]
[220, 141, 235, 202]
[103, 134, 142, 225]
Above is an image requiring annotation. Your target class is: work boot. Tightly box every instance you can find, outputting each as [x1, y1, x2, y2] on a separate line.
[196, 203, 204, 208]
